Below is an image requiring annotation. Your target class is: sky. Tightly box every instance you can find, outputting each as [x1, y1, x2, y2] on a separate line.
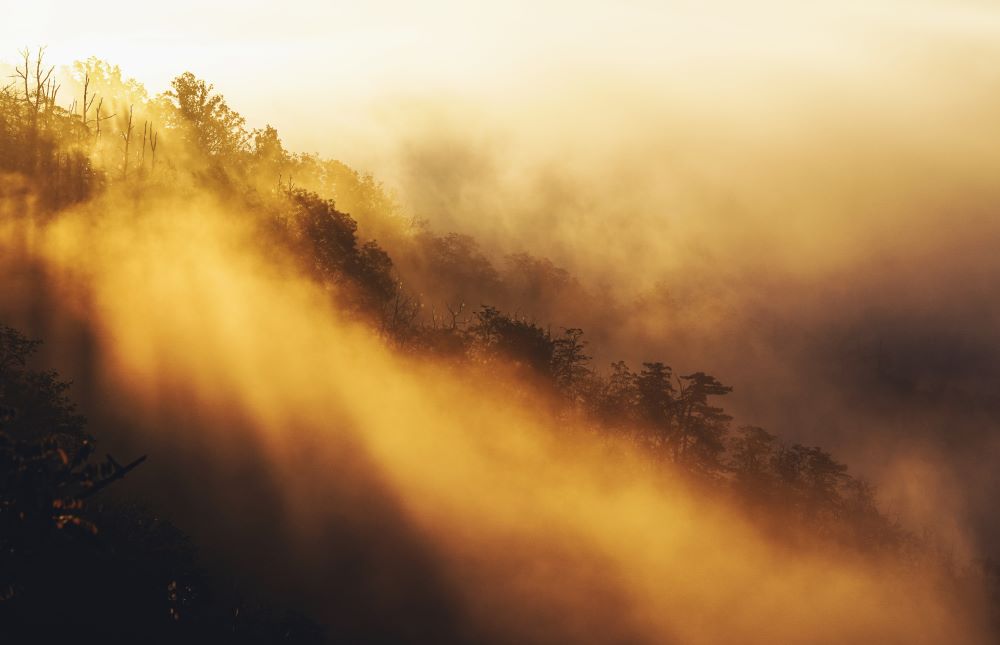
[5, 0, 1000, 163]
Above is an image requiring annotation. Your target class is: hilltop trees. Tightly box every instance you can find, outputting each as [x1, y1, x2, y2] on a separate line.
[0, 48, 96, 207]
[251, 124, 288, 188]
[279, 188, 399, 316]
[729, 425, 778, 498]
[469, 305, 555, 376]
[552, 327, 591, 398]
[592, 361, 639, 430]
[673, 372, 732, 468]
[636, 362, 674, 439]
[0, 50, 919, 559]
[162, 72, 249, 164]
[70, 57, 149, 116]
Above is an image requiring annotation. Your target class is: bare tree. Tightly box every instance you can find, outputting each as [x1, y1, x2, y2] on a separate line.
[18, 47, 55, 126]
[32, 48, 53, 107]
[93, 97, 115, 142]
[120, 104, 134, 179]
[11, 47, 55, 172]
[14, 49, 29, 103]
[139, 120, 147, 170]
[445, 302, 466, 330]
[382, 286, 421, 338]
[43, 77, 59, 115]
[79, 72, 95, 134]
[148, 123, 158, 170]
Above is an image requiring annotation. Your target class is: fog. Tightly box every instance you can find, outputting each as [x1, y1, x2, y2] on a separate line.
[0, 182, 993, 642]
[279, 1, 1000, 559]
[3, 0, 1000, 639]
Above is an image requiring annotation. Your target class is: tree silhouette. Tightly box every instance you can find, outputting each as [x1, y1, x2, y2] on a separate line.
[674, 372, 732, 470]
[470, 306, 554, 377]
[552, 327, 591, 399]
[163, 72, 249, 163]
[729, 425, 778, 498]
[0, 323, 328, 643]
[636, 362, 675, 447]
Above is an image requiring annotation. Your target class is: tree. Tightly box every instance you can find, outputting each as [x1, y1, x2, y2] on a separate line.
[70, 57, 148, 113]
[469, 306, 554, 378]
[636, 362, 675, 447]
[0, 50, 99, 205]
[729, 425, 777, 500]
[410, 233, 504, 309]
[0, 324, 328, 643]
[551, 328, 591, 397]
[288, 189, 360, 279]
[252, 124, 289, 188]
[163, 72, 249, 162]
[0, 325, 85, 443]
[593, 361, 638, 430]
[280, 189, 398, 317]
[674, 372, 732, 470]
[1, 325, 144, 628]
[773, 443, 851, 521]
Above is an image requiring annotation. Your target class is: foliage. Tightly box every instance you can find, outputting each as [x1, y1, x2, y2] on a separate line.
[280, 188, 399, 314]
[162, 72, 250, 162]
[0, 324, 327, 643]
[0, 49, 97, 208]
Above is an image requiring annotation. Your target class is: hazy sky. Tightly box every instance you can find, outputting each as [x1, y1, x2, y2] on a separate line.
[5, 0, 1000, 163]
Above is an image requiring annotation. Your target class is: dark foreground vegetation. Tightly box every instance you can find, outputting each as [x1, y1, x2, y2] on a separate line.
[2, 49, 999, 641]
[0, 326, 327, 643]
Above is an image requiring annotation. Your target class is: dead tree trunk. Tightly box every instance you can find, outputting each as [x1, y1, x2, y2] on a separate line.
[120, 105, 134, 179]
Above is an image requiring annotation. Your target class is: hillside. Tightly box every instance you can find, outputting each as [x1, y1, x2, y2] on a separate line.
[1, 50, 998, 643]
